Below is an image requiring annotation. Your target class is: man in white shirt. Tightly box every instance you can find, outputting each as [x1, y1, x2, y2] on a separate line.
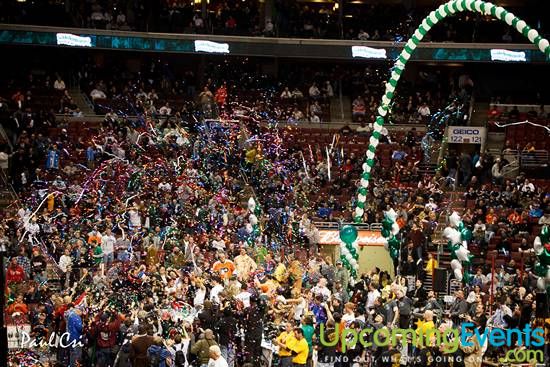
[366, 282, 380, 310]
[211, 235, 226, 252]
[425, 197, 438, 211]
[159, 103, 172, 115]
[101, 228, 116, 266]
[54, 77, 66, 91]
[90, 88, 107, 101]
[311, 278, 331, 301]
[236, 284, 252, 308]
[208, 345, 229, 367]
[59, 248, 73, 288]
[418, 103, 431, 117]
[209, 277, 224, 305]
[308, 83, 320, 99]
[520, 179, 535, 193]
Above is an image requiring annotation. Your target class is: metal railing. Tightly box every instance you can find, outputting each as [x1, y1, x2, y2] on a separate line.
[520, 150, 549, 168]
[486, 148, 548, 168]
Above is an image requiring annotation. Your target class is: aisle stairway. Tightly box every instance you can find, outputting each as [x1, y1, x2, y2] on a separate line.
[68, 87, 95, 115]
[423, 189, 466, 293]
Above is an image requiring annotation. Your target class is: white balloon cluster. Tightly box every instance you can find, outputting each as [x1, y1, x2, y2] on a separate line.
[443, 211, 471, 282]
[340, 241, 359, 271]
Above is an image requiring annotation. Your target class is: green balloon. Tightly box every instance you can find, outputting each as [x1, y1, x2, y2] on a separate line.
[460, 228, 472, 242]
[540, 249, 550, 266]
[449, 243, 460, 253]
[381, 228, 390, 238]
[390, 247, 399, 260]
[534, 262, 547, 277]
[540, 226, 549, 244]
[388, 236, 400, 248]
[382, 218, 393, 231]
[463, 271, 472, 284]
[457, 221, 465, 231]
[340, 225, 358, 244]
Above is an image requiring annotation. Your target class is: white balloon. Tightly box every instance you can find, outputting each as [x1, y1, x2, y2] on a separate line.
[449, 212, 461, 228]
[384, 240, 389, 251]
[462, 240, 469, 250]
[443, 227, 461, 245]
[355, 207, 364, 217]
[450, 259, 462, 271]
[537, 277, 546, 291]
[455, 246, 470, 262]
[454, 268, 463, 281]
[350, 258, 358, 268]
[245, 223, 253, 233]
[533, 236, 542, 254]
[249, 214, 258, 225]
[247, 197, 256, 211]
[391, 223, 400, 236]
[384, 208, 397, 221]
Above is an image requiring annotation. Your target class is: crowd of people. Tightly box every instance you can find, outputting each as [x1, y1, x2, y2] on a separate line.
[1, 61, 549, 367]
[1, 0, 547, 43]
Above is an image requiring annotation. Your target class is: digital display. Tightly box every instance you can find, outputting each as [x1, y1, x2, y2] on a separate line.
[490, 49, 527, 62]
[194, 40, 230, 54]
[56, 33, 92, 47]
[0, 28, 548, 63]
[351, 46, 387, 59]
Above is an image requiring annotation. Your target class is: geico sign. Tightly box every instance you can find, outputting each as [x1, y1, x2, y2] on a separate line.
[452, 129, 480, 135]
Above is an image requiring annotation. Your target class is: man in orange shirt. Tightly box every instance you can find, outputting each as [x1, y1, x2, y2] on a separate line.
[212, 252, 236, 280]
[215, 83, 227, 107]
[87, 227, 102, 245]
[507, 210, 522, 225]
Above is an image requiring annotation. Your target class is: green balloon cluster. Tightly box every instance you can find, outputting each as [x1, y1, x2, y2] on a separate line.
[448, 220, 474, 284]
[339, 225, 359, 278]
[380, 212, 399, 260]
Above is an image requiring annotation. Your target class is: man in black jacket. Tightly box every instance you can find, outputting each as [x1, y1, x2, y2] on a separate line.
[449, 290, 469, 326]
[215, 306, 238, 367]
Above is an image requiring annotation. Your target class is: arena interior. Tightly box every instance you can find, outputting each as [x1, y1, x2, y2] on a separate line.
[0, 1, 549, 367]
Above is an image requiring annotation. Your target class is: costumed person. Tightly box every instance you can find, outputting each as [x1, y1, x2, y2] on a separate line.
[46, 144, 60, 170]
[234, 247, 257, 281]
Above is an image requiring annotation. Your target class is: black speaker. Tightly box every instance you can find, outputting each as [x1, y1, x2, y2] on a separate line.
[535, 292, 549, 318]
[433, 268, 448, 293]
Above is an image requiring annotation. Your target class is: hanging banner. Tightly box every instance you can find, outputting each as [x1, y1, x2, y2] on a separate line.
[318, 229, 385, 246]
[447, 126, 487, 145]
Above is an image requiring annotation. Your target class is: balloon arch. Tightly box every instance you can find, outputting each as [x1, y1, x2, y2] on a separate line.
[339, 0, 550, 281]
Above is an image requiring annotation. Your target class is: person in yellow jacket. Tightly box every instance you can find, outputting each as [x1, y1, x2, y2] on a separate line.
[273, 322, 297, 367]
[424, 252, 438, 276]
[289, 328, 309, 366]
[415, 310, 436, 348]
